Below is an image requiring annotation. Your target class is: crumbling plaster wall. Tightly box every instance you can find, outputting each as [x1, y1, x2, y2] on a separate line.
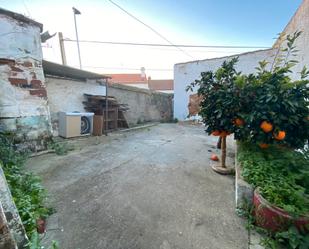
[173, 49, 276, 120]
[45, 77, 106, 136]
[0, 13, 51, 149]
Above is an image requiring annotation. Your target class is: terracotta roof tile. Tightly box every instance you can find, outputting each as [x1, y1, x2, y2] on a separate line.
[107, 74, 147, 84]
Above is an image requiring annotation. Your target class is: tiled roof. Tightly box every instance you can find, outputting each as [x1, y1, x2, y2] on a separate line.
[148, 79, 174, 91]
[108, 74, 147, 84]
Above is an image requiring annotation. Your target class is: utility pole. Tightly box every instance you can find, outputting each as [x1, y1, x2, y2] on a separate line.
[58, 32, 67, 65]
[72, 7, 82, 69]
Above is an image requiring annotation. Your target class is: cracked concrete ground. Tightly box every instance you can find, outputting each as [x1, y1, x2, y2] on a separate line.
[26, 123, 247, 249]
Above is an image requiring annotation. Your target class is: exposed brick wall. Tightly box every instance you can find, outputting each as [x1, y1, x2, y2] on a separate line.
[188, 93, 203, 117]
[1, 59, 47, 98]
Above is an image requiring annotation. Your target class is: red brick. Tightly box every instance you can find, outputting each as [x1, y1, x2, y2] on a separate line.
[30, 72, 37, 79]
[22, 61, 32, 67]
[0, 58, 15, 66]
[29, 89, 47, 97]
[10, 65, 23, 72]
[9, 78, 28, 86]
[30, 79, 42, 88]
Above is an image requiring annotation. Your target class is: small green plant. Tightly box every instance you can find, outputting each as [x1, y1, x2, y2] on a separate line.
[238, 142, 309, 216]
[0, 132, 56, 247]
[47, 140, 74, 155]
[28, 231, 59, 249]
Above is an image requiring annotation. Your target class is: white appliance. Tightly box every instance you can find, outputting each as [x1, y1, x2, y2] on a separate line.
[58, 112, 94, 138]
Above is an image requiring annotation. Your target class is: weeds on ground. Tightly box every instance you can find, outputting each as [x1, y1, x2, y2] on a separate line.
[47, 140, 74, 155]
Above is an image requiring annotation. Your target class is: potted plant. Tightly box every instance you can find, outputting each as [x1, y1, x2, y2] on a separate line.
[253, 187, 309, 233]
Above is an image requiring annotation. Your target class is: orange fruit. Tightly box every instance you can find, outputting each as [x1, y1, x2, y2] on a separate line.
[234, 118, 244, 126]
[211, 130, 221, 136]
[274, 131, 286, 140]
[259, 143, 269, 149]
[260, 121, 273, 133]
[210, 154, 219, 161]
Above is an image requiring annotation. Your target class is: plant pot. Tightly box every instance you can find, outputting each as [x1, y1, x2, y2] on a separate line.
[253, 188, 309, 233]
[36, 218, 46, 234]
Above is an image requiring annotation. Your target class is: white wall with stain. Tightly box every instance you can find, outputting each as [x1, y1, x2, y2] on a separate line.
[45, 77, 106, 136]
[0, 10, 52, 147]
[173, 49, 276, 120]
[0, 15, 42, 61]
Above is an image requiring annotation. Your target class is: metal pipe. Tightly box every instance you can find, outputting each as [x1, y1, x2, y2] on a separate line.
[105, 79, 108, 136]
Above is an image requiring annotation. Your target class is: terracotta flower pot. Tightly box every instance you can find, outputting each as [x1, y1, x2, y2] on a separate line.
[36, 218, 46, 234]
[253, 188, 309, 233]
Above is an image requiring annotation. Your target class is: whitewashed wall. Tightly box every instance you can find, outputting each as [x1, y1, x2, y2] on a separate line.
[273, 0, 309, 80]
[0, 15, 42, 61]
[173, 49, 276, 120]
[45, 77, 106, 136]
[0, 12, 51, 148]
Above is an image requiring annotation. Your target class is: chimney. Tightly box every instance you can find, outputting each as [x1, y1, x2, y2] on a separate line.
[140, 67, 146, 80]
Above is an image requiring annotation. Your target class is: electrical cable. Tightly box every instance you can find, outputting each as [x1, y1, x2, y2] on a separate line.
[106, 0, 194, 59]
[63, 38, 269, 49]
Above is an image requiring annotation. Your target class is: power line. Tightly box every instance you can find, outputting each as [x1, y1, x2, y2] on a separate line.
[63, 38, 270, 49]
[83, 66, 173, 71]
[106, 0, 194, 59]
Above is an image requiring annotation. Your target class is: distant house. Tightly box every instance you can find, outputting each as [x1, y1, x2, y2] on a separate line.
[148, 79, 173, 94]
[108, 67, 148, 89]
[108, 67, 174, 93]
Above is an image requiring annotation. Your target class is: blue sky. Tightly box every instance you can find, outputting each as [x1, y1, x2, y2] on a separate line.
[120, 0, 301, 45]
[0, 0, 302, 78]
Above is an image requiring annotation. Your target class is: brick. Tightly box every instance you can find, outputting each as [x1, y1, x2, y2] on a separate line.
[10, 65, 23, 72]
[30, 79, 42, 88]
[29, 89, 47, 97]
[22, 61, 32, 67]
[9, 78, 28, 86]
[30, 72, 37, 79]
[0, 58, 15, 66]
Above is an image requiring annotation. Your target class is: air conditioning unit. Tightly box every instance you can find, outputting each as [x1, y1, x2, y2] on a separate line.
[58, 112, 94, 138]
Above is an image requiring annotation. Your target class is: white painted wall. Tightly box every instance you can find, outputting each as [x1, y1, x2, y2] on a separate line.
[174, 0, 309, 121]
[0, 15, 42, 61]
[0, 12, 52, 145]
[173, 49, 276, 120]
[45, 77, 106, 135]
[273, 0, 309, 80]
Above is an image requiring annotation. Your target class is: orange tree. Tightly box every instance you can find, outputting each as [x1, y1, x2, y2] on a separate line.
[234, 31, 309, 149]
[186, 58, 242, 172]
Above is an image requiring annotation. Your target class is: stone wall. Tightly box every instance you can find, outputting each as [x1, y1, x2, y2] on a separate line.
[0, 11, 52, 150]
[108, 83, 173, 126]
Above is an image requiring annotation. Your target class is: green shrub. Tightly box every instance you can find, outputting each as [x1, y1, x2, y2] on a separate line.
[238, 142, 309, 215]
[0, 132, 54, 246]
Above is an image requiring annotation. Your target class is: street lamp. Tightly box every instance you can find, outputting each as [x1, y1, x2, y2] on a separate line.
[72, 7, 82, 69]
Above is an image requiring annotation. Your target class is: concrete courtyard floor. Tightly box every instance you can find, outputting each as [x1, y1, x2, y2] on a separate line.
[26, 123, 248, 249]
